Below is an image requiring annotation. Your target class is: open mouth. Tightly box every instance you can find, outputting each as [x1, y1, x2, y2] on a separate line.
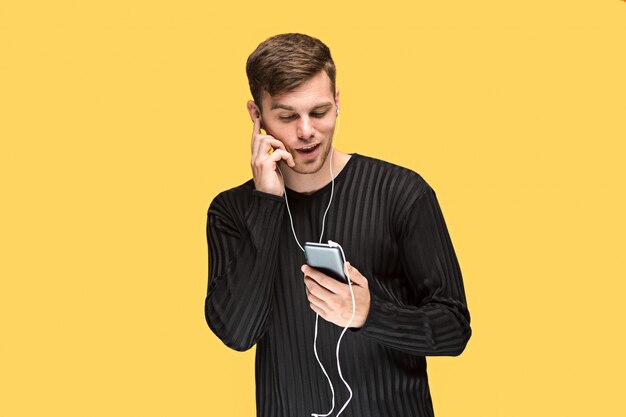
[297, 143, 319, 154]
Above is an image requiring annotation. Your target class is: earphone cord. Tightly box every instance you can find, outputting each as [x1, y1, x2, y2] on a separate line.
[277, 146, 336, 417]
[279, 146, 334, 253]
[330, 243, 356, 417]
[276, 114, 355, 417]
[278, 111, 339, 252]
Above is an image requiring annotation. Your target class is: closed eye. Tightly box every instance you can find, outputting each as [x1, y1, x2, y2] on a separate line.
[278, 109, 330, 122]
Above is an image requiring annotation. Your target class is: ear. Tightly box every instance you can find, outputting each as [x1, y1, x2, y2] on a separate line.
[246, 100, 261, 122]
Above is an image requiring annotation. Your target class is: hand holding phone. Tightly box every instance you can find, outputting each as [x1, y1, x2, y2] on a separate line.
[302, 241, 371, 328]
[250, 110, 295, 197]
[304, 242, 348, 283]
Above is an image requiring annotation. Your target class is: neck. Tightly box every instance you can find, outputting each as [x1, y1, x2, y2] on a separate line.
[280, 148, 351, 195]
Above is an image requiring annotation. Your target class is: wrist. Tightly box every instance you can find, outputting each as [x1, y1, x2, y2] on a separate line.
[252, 189, 285, 202]
[253, 180, 283, 197]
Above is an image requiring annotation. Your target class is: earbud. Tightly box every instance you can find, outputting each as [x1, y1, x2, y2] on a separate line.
[336, 105, 340, 115]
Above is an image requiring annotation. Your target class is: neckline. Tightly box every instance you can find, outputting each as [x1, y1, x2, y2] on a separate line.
[284, 153, 359, 200]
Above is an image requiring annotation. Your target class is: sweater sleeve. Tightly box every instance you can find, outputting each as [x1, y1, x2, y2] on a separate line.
[355, 186, 472, 356]
[204, 189, 285, 351]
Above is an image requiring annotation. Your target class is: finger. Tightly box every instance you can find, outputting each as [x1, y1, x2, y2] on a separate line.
[305, 282, 330, 311]
[251, 116, 261, 144]
[302, 265, 345, 294]
[345, 262, 367, 286]
[251, 131, 266, 160]
[308, 301, 326, 318]
[252, 135, 285, 162]
[304, 276, 335, 301]
[259, 137, 287, 156]
[251, 134, 274, 161]
[267, 148, 295, 168]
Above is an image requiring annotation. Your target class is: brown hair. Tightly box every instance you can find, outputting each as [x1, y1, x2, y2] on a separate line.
[246, 33, 336, 111]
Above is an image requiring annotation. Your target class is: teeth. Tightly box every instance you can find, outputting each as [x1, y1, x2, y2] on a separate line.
[301, 144, 316, 150]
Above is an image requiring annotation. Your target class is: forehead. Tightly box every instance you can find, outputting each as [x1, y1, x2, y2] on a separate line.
[262, 71, 335, 111]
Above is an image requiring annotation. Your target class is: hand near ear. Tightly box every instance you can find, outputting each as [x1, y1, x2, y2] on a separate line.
[250, 111, 295, 197]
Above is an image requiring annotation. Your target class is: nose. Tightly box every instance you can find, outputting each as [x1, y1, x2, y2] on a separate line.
[296, 116, 314, 140]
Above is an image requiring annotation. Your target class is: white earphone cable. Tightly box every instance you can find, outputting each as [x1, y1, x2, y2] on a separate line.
[276, 111, 353, 417]
[327, 241, 356, 417]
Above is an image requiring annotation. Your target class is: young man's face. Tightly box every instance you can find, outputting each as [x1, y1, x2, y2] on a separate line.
[257, 71, 339, 175]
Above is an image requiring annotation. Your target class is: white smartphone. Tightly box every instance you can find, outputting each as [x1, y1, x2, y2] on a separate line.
[304, 242, 348, 283]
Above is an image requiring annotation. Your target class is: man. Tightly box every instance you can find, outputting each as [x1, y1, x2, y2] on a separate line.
[205, 33, 471, 417]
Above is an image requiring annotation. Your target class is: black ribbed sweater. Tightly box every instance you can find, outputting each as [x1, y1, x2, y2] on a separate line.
[205, 153, 471, 417]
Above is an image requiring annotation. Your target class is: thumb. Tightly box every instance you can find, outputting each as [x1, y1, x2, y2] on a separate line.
[345, 262, 366, 284]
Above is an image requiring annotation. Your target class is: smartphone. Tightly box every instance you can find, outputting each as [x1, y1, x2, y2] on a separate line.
[304, 242, 348, 283]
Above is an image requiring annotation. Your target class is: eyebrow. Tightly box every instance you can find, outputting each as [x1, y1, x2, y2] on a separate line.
[270, 102, 334, 111]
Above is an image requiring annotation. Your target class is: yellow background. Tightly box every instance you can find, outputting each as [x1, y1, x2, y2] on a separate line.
[1, 1, 625, 416]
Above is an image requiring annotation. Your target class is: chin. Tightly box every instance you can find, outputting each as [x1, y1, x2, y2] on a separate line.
[292, 146, 332, 174]
[292, 160, 325, 175]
